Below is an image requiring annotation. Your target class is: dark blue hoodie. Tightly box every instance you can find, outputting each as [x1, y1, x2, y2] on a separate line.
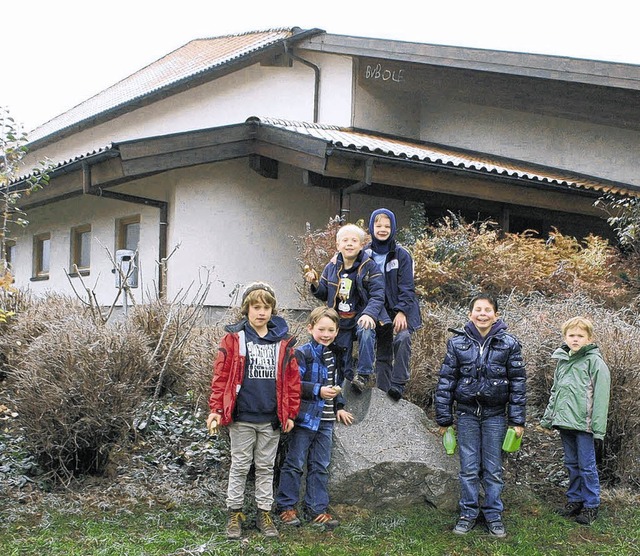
[231, 315, 290, 424]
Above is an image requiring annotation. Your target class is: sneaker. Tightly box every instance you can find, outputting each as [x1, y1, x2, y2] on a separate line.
[486, 520, 507, 538]
[351, 374, 367, 393]
[453, 517, 476, 535]
[256, 510, 280, 537]
[225, 509, 246, 540]
[279, 509, 301, 526]
[387, 386, 402, 401]
[310, 512, 340, 530]
[557, 501, 583, 518]
[576, 506, 599, 525]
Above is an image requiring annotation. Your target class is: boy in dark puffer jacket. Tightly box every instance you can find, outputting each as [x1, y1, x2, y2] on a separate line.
[435, 293, 526, 538]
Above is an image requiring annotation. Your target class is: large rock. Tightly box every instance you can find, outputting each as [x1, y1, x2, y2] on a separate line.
[328, 386, 459, 511]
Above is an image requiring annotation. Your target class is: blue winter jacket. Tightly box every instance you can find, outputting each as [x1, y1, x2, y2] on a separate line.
[365, 240, 422, 332]
[294, 340, 346, 431]
[435, 320, 527, 427]
[311, 250, 390, 327]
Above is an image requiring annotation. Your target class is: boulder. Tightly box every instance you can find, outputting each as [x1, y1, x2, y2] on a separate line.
[328, 386, 459, 511]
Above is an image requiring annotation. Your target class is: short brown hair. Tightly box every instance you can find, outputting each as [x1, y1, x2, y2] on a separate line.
[561, 316, 593, 339]
[308, 306, 340, 328]
[240, 282, 277, 316]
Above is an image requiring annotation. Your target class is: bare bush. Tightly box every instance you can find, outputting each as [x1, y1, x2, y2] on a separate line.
[11, 317, 154, 482]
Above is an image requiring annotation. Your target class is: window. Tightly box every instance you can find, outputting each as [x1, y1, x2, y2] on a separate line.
[71, 224, 91, 274]
[116, 216, 140, 251]
[5, 240, 16, 271]
[32, 233, 51, 279]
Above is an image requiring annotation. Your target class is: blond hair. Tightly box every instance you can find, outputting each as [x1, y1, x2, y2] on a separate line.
[336, 223, 366, 243]
[308, 306, 340, 328]
[561, 316, 593, 339]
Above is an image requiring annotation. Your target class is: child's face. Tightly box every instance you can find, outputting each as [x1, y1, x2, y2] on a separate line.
[469, 299, 498, 336]
[336, 232, 364, 260]
[247, 302, 273, 333]
[373, 215, 392, 241]
[564, 326, 591, 351]
[308, 316, 339, 346]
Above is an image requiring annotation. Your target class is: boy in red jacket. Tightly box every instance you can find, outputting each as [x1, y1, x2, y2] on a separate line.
[207, 282, 300, 540]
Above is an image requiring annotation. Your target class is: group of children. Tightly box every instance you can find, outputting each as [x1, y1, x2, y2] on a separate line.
[206, 208, 612, 540]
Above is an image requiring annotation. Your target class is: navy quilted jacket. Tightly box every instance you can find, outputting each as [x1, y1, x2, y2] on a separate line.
[435, 320, 527, 427]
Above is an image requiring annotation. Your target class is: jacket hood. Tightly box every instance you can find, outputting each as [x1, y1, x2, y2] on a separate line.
[369, 208, 397, 254]
[463, 319, 508, 343]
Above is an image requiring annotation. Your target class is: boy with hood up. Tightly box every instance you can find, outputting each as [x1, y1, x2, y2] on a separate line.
[365, 208, 422, 401]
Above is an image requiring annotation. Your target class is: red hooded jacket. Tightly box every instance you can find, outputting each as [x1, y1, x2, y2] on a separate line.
[209, 325, 300, 427]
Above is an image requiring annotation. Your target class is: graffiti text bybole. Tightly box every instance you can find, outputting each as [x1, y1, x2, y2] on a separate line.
[365, 64, 405, 83]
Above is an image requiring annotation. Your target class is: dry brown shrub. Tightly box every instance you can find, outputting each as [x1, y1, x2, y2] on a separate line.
[11, 317, 155, 481]
[411, 216, 632, 306]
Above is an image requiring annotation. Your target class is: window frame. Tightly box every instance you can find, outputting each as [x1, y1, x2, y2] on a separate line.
[32, 232, 51, 280]
[70, 224, 91, 276]
[116, 215, 141, 252]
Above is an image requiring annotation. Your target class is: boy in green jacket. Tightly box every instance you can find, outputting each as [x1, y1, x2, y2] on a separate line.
[540, 317, 611, 525]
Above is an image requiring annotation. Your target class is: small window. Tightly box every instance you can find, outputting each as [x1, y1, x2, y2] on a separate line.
[32, 233, 51, 279]
[5, 240, 16, 271]
[116, 216, 140, 252]
[71, 225, 91, 274]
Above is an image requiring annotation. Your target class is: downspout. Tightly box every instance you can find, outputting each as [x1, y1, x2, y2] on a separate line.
[283, 42, 320, 123]
[82, 161, 169, 298]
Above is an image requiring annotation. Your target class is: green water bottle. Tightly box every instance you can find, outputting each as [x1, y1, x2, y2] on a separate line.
[443, 426, 456, 455]
[502, 427, 522, 453]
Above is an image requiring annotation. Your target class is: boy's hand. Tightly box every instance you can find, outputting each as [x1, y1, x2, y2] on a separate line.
[206, 412, 222, 433]
[303, 265, 319, 285]
[283, 418, 295, 433]
[513, 426, 525, 438]
[337, 409, 354, 425]
[320, 386, 338, 400]
[393, 312, 408, 333]
[358, 314, 376, 329]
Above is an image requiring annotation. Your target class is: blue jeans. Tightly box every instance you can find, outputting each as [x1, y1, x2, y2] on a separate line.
[457, 412, 507, 522]
[275, 422, 334, 516]
[559, 429, 601, 508]
[334, 325, 376, 382]
[375, 324, 411, 393]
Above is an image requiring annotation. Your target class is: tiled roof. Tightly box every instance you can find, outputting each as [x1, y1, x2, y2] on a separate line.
[256, 117, 639, 197]
[29, 29, 298, 143]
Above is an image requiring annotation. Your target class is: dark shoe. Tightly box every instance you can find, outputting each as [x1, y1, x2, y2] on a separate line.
[310, 512, 340, 530]
[225, 509, 246, 540]
[576, 506, 599, 525]
[486, 520, 507, 538]
[557, 501, 583, 518]
[351, 374, 366, 393]
[387, 386, 402, 401]
[256, 510, 279, 537]
[279, 509, 301, 526]
[453, 517, 476, 535]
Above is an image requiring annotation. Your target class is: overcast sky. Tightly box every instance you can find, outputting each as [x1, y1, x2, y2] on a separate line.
[3, 0, 639, 132]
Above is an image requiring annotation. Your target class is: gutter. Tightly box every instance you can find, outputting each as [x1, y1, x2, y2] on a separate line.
[82, 161, 168, 298]
[284, 41, 320, 123]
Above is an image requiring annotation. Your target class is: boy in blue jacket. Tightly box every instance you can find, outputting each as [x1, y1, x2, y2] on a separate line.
[275, 306, 354, 528]
[305, 223, 388, 392]
[435, 293, 526, 538]
[365, 208, 422, 401]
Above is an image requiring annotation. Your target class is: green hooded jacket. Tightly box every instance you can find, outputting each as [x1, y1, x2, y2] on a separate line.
[540, 343, 611, 440]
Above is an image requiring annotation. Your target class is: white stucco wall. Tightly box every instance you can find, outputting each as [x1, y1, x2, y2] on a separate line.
[24, 52, 355, 170]
[10, 194, 161, 305]
[421, 98, 640, 186]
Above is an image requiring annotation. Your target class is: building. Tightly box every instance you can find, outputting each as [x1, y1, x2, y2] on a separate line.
[11, 27, 640, 309]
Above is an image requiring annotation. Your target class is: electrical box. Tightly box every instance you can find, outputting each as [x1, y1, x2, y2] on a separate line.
[115, 249, 138, 288]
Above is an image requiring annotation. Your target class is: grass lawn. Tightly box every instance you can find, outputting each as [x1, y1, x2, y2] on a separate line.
[2, 488, 639, 556]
